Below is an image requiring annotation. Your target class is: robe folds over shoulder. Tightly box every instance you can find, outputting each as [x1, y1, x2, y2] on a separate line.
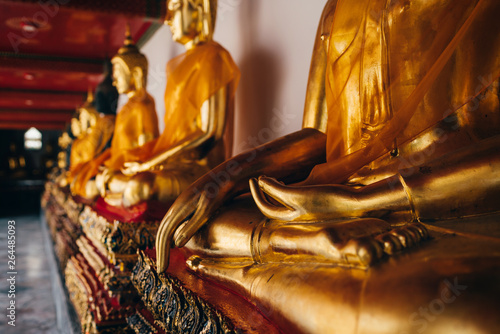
[306, 0, 500, 185]
[131, 41, 240, 161]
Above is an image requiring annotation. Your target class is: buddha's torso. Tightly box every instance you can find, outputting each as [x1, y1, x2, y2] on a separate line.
[326, 0, 500, 185]
[112, 91, 159, 151]
[156, 41, 237, 166]
[70, 115, 114, 171]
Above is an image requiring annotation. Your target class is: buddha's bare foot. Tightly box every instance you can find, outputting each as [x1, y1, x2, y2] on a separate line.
[84, 179, 99, 199]
[96, 167, 119, 197]
[187, 217, 430, 269]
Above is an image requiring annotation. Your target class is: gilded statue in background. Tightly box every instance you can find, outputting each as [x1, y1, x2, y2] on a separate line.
[57, 131, 72, 170]
[72, 28, 159, 200]
[66, 92, 114, 194]
[92, 0, 239, 208]
[152, 0, 500, 331]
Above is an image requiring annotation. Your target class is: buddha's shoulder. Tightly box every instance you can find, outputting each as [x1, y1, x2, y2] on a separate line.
[196, 41, 234, 62]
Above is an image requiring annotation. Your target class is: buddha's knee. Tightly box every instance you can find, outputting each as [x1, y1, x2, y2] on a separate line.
[153, 170, 191, 203]
[98, 170, 129, 195]
[122, 172, 155, 207]
[57, 172, 69, 187]
[85, 179, 99, 199]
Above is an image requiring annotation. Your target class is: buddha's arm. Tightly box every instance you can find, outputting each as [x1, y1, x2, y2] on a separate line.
[123, 112, 157, 148]
[155, 127, 327, 272]
[130, 102, 159, 147]
[71, 132, 101, 166]
[122, 87, 226, 175]
[251, 135, 500, 222]
[302, 0, 337, 133]
[137, 132, 156, 147]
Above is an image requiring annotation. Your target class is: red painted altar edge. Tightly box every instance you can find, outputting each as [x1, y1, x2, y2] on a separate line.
[93, 197, 171, 223]
[142, 248, 284, 334]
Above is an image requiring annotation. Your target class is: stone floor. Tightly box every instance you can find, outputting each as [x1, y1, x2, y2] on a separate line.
[0, 214, 61, 333]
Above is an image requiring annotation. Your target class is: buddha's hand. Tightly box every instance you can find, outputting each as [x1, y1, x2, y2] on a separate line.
[122, 161, 144, 175]
[156, 129, 329, 272]
[96, 167, 113, 197]
[250, 176, 357, 222]
[156, 172, 231, 273]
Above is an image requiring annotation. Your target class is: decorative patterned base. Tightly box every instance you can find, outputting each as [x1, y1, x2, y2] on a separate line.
[43, 179, 162, 333]
[131, 251, 236, 334]
[127, 306, 166, 334]
[65, 254, 135, 333]
[79, 206, 160, 271]
[129, 249, 283, 334]
[43, 181, 82, 269]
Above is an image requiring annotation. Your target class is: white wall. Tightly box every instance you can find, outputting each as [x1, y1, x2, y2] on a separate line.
[141, 0, 327, 154]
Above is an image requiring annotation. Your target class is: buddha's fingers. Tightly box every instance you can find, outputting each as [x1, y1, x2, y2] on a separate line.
[156, 193, 200, 272]
[257, 176, 306, 209]
[121, 162, 141, 176]
[96, 169, 110, 197]
[250, 178, 298, 221]
[95, 173, 105, 197]
[174, 194, 213, 248]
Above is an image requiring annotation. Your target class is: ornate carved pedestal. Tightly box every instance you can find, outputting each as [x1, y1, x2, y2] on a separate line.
[43, 180, 500, 333]
[128, 249, 282, 334]
[42, 181, 83, 270]
[43, 179, 162, 333]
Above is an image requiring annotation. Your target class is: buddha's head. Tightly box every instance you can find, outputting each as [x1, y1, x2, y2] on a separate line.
[70, 116, 82, 138]
[77, 91, 99, 134]
[166, 0, 217, 46]
[111, 27, 148, 95]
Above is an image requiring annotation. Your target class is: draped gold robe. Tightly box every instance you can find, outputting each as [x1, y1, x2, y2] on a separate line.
[306, 0, 500, 185]
[127, 41, 240, 163]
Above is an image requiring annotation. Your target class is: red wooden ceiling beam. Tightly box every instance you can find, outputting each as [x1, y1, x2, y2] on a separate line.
[0, 0, 166, 20]
[0, 109, 74, 123]
[0, 90, 85, 110]
[0, 121, 67, 130]
[0, 54, 103, 74]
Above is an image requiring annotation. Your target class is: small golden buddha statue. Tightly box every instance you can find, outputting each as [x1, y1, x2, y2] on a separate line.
[72, 28, 159, 200]
[95, 0, 239, 208]
[153, 0, 500, 332]
[54, 126, 74, 187]
[57, 131, 72, 170]
[67, 92, 114, 195]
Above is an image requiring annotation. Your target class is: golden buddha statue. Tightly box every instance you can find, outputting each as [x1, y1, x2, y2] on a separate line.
[67, 92, 114, 195]
[94, 0, 239, 208]
[57, 131, 72, 170]
[152, 0, 500, 332]
[72, 28, 159, 200]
